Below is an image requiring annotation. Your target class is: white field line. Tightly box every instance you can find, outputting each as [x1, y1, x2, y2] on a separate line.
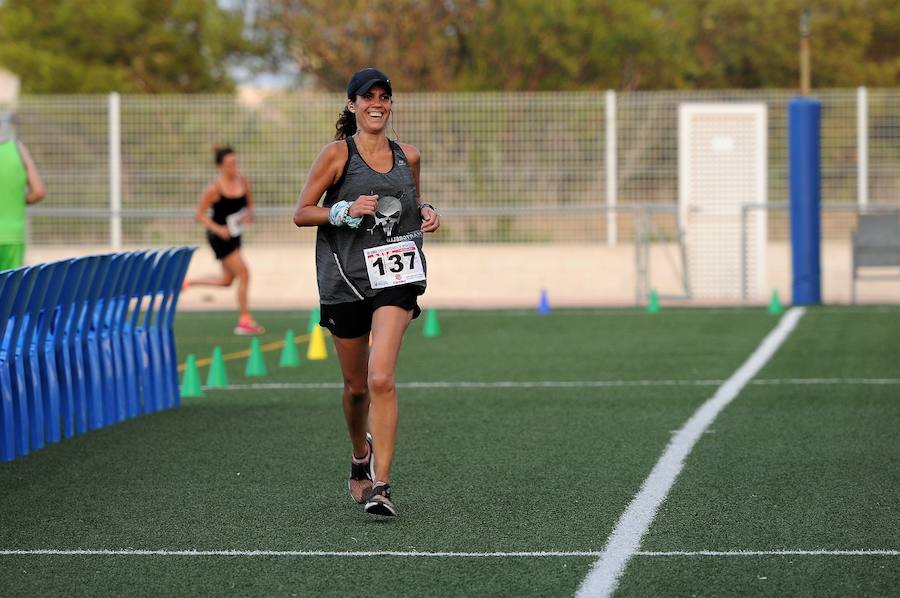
[0, 549, 897, 558]
[751, 378, 900, 385]
[212, 378, 900, 391]
[576, 307, 806, 598]
[636, 550, 900, 557]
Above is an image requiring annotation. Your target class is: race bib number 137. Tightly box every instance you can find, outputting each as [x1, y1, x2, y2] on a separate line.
[363, 241, 426, 289]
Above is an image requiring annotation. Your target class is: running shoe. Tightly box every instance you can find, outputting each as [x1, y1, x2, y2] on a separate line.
[364, 482, 397, 517]
[348, 433, 374, 504]
[233, 320, 265, 335]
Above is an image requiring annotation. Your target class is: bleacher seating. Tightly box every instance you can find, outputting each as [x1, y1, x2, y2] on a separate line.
[0, 247, 195, 462]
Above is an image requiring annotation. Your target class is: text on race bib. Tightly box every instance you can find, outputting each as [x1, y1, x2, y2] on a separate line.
[363, 240, 426, 289]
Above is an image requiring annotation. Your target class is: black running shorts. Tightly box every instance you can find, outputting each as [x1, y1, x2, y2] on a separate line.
[319, 284, 423, 339]
[207, 231, 241, 260]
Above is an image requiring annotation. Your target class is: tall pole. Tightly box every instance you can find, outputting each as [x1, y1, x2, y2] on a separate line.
[789, 7, 821, 305]
[605, 90, 617, 246]
[857, 86, 869, 208]
[109, 92, 122, 250]
[800, 8, 811, 95]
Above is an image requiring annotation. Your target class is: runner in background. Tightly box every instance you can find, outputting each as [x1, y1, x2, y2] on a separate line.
[0, 112, 46, 271]
[185, 146, 265, 335]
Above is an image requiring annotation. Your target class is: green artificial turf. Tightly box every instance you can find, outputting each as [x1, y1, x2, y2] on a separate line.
[618, 308, 900, 596]
[2, 308, 898, 596]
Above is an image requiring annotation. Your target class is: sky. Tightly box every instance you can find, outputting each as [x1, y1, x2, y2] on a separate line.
[219, 0, 298, 89]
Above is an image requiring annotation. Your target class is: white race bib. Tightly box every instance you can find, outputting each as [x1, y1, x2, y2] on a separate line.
[226, 208, 247, 237]
[363, 241, 426, 289]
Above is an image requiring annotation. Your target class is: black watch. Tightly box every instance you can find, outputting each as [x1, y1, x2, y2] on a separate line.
[418, 203, 436, 214]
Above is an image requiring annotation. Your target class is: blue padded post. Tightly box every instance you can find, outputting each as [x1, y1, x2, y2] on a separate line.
[789, 97, 822, 305]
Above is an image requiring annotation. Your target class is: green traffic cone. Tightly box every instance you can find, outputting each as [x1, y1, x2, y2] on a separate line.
[279, 329, 301, 367]
[768, 289, 784, 315]
[647, 289, 661, 314]
[180, 354, 204, 397]
[206, 346, 229, 388]
[423, 307, 441, 338]
[245, 337, 267, 377]
[307, 307, 320, 334]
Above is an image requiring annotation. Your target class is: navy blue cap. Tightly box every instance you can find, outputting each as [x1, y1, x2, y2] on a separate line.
[347, 68, 392, 99]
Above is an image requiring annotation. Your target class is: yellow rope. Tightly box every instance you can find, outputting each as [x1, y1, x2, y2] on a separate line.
[177, 332, 315, 372]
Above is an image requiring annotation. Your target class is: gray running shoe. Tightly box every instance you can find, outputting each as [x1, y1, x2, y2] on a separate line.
[364, 482, 397, 517]
[348, 433, 374, 504]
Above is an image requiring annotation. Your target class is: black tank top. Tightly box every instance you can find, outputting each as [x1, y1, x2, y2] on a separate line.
[211, 185, 248, 225]
[315, 137, 426, 303]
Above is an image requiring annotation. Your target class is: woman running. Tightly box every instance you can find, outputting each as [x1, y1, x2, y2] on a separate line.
[292, 68, 440, 516]
[186, 146, 265, 335]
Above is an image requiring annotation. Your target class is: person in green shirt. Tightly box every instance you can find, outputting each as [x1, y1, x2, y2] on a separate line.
[0, 131, 46, 271]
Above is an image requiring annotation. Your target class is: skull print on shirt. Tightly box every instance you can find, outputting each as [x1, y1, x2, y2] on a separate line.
[369, 195, 402, 239]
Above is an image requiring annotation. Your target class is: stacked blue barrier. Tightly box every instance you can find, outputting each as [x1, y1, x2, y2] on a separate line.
[0, 247, 196, 462]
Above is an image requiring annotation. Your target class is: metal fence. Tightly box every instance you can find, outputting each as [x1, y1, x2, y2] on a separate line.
[17, 88, 900, 248]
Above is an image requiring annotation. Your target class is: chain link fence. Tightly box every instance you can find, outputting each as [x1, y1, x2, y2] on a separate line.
[18, 88, 899, 247]
[12, 89, 900, 304]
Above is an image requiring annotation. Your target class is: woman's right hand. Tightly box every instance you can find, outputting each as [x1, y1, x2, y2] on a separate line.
[348, 194, 378, 218]
[214, 225, 231, 241]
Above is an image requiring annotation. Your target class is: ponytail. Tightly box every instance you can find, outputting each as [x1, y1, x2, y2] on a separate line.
[334, 107, 356, 140]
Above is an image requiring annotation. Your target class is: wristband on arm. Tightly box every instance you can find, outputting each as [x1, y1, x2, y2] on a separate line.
[328, 200, 363, 228]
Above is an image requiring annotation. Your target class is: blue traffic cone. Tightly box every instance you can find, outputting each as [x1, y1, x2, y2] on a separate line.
[537, 289, 551, 314]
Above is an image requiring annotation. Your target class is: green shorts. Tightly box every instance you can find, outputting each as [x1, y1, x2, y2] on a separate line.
[0, 243, 24, 272]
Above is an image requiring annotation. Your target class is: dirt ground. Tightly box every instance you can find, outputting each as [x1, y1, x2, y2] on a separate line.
[27, 241, 899, 311]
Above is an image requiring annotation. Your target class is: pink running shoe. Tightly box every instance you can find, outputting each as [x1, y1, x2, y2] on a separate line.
[234, 320, 265, 335]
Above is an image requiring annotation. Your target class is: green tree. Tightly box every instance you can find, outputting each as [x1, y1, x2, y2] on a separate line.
[261, 0, 480, 93]
[0, 0, 267, 93]
[261, 0, 689, 91]
[458, 0, 688, 91]
[262, 0, 900, 91]
[666, 0, 900, 89]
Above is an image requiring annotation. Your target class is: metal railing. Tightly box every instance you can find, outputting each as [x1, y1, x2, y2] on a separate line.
[15, 88, 900, 247]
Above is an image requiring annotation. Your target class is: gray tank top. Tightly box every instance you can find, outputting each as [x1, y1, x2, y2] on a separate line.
[315, 137, 427, 303]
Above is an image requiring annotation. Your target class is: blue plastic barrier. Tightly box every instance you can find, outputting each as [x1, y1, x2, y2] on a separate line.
[7, 266, 38, 456]
[0, 268, 26, 461]
[35, 259, 74, 445]
[0, 247, 195, 462]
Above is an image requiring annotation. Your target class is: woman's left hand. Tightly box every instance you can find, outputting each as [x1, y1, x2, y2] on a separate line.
[420, 205, 440, 233]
